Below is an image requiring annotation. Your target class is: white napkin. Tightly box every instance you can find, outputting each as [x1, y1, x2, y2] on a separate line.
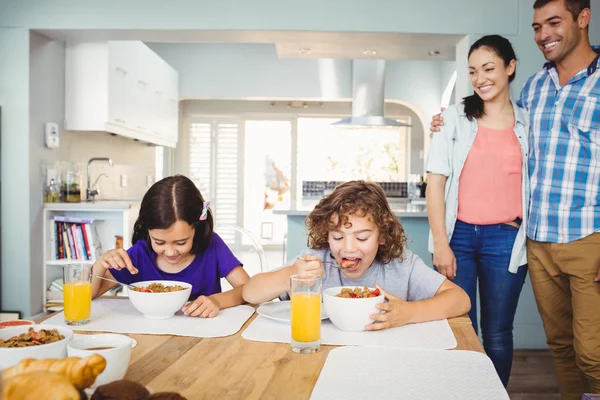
[43, 298, 255, 338]
[242, 315, 457, 349]
[310, 347, 508, 400]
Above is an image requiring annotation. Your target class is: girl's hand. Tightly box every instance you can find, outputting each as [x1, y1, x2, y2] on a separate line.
[97, 249, 138, 275]
[433, 244, 456, 280]
[365, 285, 415, 331]
[182, 296, 221, 318]
[292, 254, 324, 277]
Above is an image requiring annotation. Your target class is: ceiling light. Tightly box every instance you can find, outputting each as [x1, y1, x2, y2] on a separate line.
[298, 48, 312, 55]
[428, 50, 441, 56]
[363, 50, 377, 56]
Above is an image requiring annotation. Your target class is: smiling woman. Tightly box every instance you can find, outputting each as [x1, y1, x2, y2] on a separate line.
[425, 35, 529, 389]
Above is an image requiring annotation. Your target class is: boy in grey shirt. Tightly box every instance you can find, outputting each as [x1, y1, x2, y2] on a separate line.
[243, 180, 469, 331]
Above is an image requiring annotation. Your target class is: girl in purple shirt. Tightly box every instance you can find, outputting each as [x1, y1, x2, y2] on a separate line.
[91, 175, 249, 318]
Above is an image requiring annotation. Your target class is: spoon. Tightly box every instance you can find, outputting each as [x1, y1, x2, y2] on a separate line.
[94, 275, 152, 292]
[297, 257, 348, 270]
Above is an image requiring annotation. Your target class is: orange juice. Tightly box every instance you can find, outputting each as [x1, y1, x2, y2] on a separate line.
[63, 281, 92, 322]
[290, 292, 321, 342]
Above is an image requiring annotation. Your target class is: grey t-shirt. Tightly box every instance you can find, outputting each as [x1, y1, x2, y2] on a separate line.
[279, 247, 446, 301]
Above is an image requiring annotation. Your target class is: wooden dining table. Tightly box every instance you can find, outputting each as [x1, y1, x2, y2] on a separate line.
[40, 304, 483, 400]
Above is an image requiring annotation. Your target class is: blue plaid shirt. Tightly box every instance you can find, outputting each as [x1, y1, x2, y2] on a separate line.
[518, 49, 600, 243]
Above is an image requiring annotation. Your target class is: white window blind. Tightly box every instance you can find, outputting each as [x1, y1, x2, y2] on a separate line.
[188, 119, 241, 244]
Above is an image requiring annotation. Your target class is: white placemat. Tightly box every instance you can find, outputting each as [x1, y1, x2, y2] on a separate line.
[42, 298, 255, 338]
[242, 315, 457, 349]
[310, 347, 508, 400]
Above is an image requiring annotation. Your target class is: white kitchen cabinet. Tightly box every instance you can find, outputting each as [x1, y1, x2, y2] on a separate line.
[42, 202, 141, 312]
[65, 41, 179, 148]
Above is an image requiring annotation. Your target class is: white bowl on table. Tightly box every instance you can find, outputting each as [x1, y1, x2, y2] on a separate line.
[67, 333, 133, 388]
[0, 324, 74, 370]
[126, 280, 192, 319]
[323, 286, 385, 332]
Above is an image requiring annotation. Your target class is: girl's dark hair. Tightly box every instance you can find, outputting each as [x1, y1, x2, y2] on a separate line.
[132, 175, 213, 254]
[462, 35, 517, 121]
[306, 180, 407, 264]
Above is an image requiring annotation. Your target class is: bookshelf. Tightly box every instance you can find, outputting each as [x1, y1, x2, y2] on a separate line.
[42, 202, 141, 311]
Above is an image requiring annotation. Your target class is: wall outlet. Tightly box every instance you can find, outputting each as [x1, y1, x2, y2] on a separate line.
[44, 122, 60, 148]
[120, 174, 128, 187]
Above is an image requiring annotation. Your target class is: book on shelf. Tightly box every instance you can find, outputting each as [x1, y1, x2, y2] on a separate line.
[48, 218, 104, 262]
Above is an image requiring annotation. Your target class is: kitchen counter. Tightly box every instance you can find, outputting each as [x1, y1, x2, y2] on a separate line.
[44, 200, 141, 211]
[273, 199, 428, 217]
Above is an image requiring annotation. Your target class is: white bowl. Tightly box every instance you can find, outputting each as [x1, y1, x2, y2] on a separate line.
[126, 280, 192, 319]
[0, 324, 74, 370]
[68, 333, 133, 388]
[323, 286, 385, 332]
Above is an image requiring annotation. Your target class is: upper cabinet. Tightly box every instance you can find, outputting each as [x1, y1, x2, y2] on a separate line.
[65, 41, 179, 148]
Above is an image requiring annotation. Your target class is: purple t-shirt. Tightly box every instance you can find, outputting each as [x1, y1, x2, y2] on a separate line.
[110, 232, 242, 300]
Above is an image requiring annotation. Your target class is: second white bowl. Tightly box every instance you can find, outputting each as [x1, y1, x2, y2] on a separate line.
[323, 286, 385, 332]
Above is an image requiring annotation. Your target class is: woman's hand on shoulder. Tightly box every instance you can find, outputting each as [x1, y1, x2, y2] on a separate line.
[182, 296, 220, 318]
[291, 254, 324, 277]
[365, 285, 414, 331]
[96, 248, 138, 275]
[433, 244, 456, 280]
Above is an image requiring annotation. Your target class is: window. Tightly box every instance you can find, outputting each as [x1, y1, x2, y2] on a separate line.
[297, 117, 410, 184]
[188, 118, 241, 243]
[243, 120, 292, 246]
[186, 108, 412, 249]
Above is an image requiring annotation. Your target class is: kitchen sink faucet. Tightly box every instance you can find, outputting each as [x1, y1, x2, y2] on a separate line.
[87, 157, 114, 201]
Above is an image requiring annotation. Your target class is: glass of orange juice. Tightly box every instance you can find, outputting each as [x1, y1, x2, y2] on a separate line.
[290, 274, 322, 354]
[62, 263, 93, 326]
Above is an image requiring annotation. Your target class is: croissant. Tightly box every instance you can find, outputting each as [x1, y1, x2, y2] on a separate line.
[2, 354, 106, 390]
[2, 371, 83, 400]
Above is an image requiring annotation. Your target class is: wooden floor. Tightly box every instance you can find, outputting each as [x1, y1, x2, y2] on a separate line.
[507, 350, 560, 400]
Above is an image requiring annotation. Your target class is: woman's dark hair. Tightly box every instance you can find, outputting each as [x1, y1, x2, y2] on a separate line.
[462, 35, 517, 121]
[132, 175, 213, 254]
[306, 180, 407, 264]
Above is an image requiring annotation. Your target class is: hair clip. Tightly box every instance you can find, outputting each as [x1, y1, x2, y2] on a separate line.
[200, 201, 210, 221]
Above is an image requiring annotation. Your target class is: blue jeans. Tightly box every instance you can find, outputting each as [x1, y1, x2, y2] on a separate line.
[445, 220, 527, 388]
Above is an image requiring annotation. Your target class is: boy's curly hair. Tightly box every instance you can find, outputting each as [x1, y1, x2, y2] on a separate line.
[306, 180, 407, 264]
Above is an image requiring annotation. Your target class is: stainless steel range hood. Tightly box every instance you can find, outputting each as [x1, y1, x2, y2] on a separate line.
[332, 60, 411, 129]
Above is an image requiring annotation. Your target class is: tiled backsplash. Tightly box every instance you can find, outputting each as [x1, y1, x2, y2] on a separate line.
[302, 181, 408, 198]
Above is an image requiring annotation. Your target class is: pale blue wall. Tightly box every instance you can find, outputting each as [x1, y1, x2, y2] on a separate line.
[0, 0, 519, 34]
[0, 27, 31, 313]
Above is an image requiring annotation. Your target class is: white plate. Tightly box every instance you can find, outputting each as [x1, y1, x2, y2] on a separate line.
[257, 300, 328, 323]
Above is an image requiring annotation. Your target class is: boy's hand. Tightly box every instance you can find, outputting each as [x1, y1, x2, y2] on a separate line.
[97, 249, 138, 275]
[292, 254, 324, 277]
[182, 296, 220, 318]
[365, 285, 415, 331]
[428, 107, 445, 138]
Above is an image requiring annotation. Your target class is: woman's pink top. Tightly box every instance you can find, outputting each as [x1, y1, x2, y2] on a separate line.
[457, 124, 523, 225]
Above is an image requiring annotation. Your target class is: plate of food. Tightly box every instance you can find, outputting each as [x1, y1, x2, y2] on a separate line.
[257, 300, 328, 323]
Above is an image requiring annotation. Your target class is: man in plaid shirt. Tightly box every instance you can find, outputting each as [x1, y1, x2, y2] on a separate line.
[430, 1, 599, 397]
[520, 1, 599, 398]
